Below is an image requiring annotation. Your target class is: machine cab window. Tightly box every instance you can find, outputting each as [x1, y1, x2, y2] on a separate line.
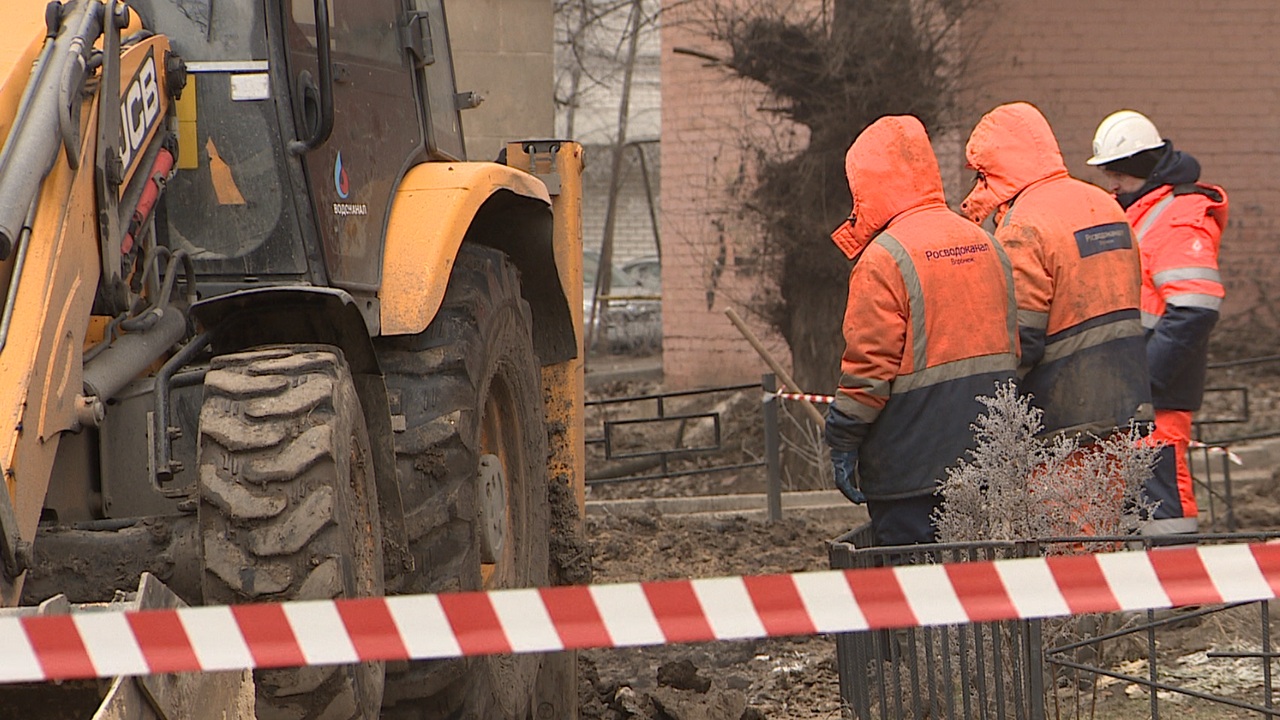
[129, 0, 309, 278]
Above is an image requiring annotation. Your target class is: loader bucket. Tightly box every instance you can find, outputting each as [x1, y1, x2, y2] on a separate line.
[0, 573, 255, 720]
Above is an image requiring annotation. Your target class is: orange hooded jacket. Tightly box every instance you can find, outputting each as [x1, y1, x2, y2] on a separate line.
[826, 116, 1018, 501]
[961, 102, 1151, 437]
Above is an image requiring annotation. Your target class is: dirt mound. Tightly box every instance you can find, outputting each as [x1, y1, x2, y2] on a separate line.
[578, 511, 855, 719]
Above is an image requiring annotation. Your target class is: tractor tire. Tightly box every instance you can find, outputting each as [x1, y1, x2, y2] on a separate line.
[197, 345, 384, 720]
[377, 245, 576, 719]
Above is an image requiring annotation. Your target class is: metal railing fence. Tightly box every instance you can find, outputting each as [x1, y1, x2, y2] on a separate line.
[584, 373, 786, 520]
[830, 527, 1280, 720]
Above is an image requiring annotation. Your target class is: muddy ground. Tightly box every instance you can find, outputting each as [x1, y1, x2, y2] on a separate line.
[577, 511, 851, 720]
[576, 353, 1280, 719]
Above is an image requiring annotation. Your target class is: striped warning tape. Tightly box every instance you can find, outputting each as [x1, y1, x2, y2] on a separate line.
[1188, 439, 1244, 466]
[3, 542, 1279, 683]
[771, 390, 835, 404]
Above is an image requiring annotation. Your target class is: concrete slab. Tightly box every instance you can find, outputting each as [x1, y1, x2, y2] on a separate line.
[585, 355, 663, 389]
[586, 490, 869, 525]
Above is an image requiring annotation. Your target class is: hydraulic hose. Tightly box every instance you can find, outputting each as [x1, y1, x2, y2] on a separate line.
[0, 200, 38, 356]
[0, 0, 105, 258]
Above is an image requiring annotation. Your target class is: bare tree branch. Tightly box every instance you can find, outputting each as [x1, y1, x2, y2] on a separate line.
[684, 0, 988, 394]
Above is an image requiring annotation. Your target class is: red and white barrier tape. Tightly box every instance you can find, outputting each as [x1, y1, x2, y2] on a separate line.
[771, 390, 835, 404]
[3, 542, 1280, 684]
[1188, 440, 1244, 466]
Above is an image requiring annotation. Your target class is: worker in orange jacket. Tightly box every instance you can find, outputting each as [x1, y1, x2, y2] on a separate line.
[1088, 110, 1228, 536]
[961, 103, 1152, 447]
[824, 115, 1019, 546]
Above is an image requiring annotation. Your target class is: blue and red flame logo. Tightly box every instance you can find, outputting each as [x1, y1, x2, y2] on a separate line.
[334, 152, 350, 199]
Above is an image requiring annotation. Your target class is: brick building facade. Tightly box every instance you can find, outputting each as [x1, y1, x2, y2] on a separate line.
[660, 0, 1280, 389]
[659, 1, 802, 386]
[964, 0, 1280, 330]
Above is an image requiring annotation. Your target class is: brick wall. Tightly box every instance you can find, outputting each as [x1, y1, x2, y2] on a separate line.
[658, 1, 805, 388]
[661, 0, 1280, 387]
[958, 0, 1280, 332]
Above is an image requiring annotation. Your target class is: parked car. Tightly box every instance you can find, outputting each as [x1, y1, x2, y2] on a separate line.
[584, 250, 662, 353]
[620, 255, 661, 291]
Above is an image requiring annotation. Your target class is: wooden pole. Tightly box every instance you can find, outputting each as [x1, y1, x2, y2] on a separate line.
[724, 308, 826, 428]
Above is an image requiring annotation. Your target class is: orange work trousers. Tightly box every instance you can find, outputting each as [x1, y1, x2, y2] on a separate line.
[1142, 409, 1197, 534]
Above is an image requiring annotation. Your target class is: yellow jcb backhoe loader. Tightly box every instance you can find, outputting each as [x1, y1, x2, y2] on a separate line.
[0, 0, 587, 718]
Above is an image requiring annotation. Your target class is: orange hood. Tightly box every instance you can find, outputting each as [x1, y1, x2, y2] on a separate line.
[960, 102, 1070, 223]
[831, 115, 947, 259]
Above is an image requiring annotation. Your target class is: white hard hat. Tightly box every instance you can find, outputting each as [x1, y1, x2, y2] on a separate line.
[1086, 110, 1164, 166]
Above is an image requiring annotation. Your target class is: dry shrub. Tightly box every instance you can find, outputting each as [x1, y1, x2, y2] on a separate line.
[927, 381, 1160, 718]
[934, 380, 1157, 553]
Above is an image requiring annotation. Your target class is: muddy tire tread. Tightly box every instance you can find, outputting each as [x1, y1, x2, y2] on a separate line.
[198, 346, 383, 720]
[376, 246, 571, 719]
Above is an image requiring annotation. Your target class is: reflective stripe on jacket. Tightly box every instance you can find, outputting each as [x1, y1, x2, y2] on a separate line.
[963, 103, 1152, 438]
[829, 116, 1018, 501]
[1129, 182, 1228, 410]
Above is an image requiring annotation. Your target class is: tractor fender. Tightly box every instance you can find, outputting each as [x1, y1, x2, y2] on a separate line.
[380, 162, 576, 363]
[191, 286, 377, 372]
